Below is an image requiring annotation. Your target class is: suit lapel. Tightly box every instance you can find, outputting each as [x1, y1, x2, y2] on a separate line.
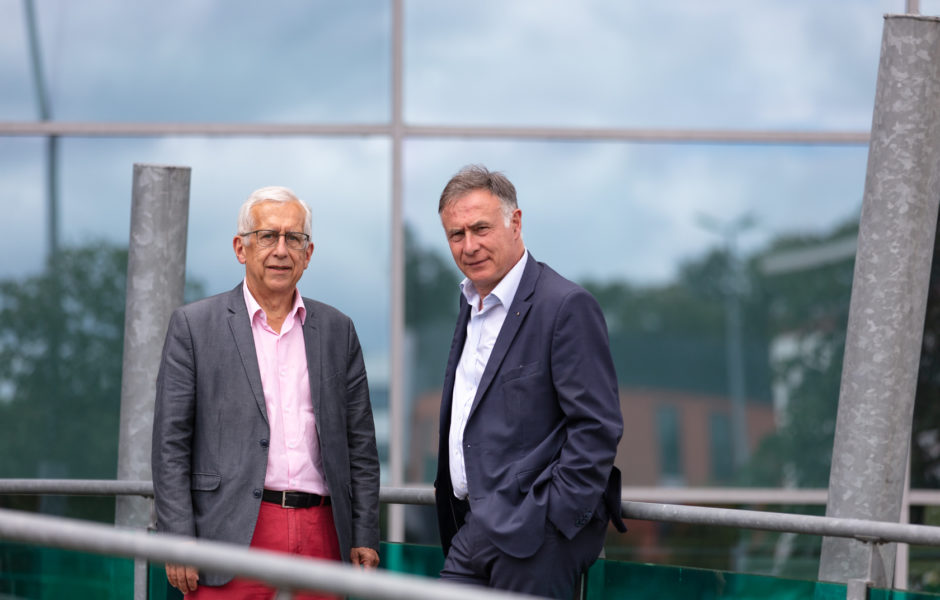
[226, 285, 268, 422]
[468, 254, 539, 418]
[302, 299, 322, 419]
[441, 295, 471, 430]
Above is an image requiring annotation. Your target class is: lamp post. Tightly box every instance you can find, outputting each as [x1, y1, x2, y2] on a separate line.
[698, 213, 755, 472]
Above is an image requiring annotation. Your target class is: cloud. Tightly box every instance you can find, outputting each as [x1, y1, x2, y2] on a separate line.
[405, 0, 894, 129]
[404, 139, 867, 285]
[8, 0, 390, 122]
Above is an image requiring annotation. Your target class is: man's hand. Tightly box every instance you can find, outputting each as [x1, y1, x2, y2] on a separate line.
[165, 563, 199, 594]
[350, 547, 379, 569]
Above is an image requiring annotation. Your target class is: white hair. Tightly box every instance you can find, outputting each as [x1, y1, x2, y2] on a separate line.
[236, 186, 312, 242]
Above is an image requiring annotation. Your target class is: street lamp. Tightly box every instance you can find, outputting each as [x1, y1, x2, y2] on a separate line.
[697, 212, 756, 472]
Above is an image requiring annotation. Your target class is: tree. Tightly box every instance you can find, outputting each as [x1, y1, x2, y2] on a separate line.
[0, 241, 203, 519]
[0, 243, 129, 481]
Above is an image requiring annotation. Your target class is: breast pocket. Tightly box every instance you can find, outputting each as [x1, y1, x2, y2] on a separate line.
[500, 361, 541, 383]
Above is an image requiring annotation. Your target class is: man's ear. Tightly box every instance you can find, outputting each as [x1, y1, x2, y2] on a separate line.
[233, 236, 248, 265]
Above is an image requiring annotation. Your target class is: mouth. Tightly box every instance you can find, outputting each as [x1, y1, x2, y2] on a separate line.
[267, 265, 292, 273]
[464, 258, 488, 269]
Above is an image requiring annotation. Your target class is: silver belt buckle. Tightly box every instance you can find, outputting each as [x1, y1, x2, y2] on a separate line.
[280, 490, 290, 509]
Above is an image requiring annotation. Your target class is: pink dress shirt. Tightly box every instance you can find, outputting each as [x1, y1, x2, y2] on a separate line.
[243, 281, 328, 495]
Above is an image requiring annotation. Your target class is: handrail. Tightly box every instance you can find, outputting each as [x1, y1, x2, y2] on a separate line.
[0, 506, 537, 600]
[4, 480, 940, 548]
[0, 478, 154, 496]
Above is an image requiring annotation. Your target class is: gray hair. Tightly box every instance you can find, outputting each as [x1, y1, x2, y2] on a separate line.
[237, 186, 312, 242]
[438, 164, 517, 226]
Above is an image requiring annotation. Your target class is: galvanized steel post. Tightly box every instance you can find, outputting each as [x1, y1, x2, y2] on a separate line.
[818, 15, 940, 587]
[116, 164, 190, 598]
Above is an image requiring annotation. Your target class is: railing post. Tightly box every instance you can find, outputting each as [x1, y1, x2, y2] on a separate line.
[818, 14, 940, 588]
[846, 578, 871, 600]
[115, 164, 191, 600]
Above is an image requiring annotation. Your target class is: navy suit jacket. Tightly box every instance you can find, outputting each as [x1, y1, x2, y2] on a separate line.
[435, 254, 626, 559]
[152, 285, 380, 586]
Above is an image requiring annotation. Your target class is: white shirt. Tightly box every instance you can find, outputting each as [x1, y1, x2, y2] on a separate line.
[449, 249, 528, 499]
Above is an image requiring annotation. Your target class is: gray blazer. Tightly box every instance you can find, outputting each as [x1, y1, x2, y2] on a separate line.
[152, 284, 380, 586]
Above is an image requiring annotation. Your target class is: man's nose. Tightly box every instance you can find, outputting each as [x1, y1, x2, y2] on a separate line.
[462, 233, 479, 253]
[273, 233, 290, 254]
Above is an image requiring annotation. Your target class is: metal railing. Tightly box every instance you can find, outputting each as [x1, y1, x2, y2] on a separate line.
[5, 480, 940, 599]
[0, 503, 535, 600]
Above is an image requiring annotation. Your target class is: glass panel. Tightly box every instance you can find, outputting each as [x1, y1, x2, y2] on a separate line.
[586, 556, 850, 599]
[0, 138, 46, 277]
[0, 1, 389, 122]
[0, 542, 133, 599]
[908, 521, 940, 595]
[403, 139, 865, 498]
[12, 535, 940, 597]
[657, 406, 683, 485]
[0, 2, 35, 120]
[920, 1, 940, 16]
[0, 138, 392, 509]
[406, 0, 896, 129]
[710, 412, 734, 483]
[9, 540, 940, 599]
[607, 505, 826, 580]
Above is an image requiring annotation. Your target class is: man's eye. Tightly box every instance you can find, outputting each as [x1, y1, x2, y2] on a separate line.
[286, 233, 303, 244]
[259, 232, 278, 242]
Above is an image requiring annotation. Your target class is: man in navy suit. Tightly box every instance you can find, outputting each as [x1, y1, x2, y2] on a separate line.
[434, 165, 625, 598]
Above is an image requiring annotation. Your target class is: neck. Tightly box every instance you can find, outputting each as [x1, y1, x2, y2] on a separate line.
[247, 283, 295, 332]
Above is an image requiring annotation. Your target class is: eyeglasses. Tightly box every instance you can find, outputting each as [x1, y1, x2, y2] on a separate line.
[239, 229, 310, 250]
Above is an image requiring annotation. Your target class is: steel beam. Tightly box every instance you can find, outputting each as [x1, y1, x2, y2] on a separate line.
[819, 14, 940, 587]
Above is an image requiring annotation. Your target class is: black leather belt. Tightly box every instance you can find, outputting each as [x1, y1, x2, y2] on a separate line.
[262, 489, 331, 509]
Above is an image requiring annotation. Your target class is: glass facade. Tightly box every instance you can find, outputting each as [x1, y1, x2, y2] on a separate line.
[2, 0, 940, 592]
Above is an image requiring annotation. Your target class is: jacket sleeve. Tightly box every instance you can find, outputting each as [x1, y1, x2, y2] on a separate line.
[344, 319, 381, 551]
[151, 308, 198, 537]
[546, 288, 623, 540]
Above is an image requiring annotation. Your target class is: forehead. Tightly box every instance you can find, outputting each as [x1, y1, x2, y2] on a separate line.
[251, 200, 305, 227]
[441, 189, 502, 227]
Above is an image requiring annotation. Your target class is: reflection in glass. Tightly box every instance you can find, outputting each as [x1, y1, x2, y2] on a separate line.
[402, 140, 864, 571]
[2, 1, 390, 123]
[406, 0, 890, 129]
[0, 138, 392, 520]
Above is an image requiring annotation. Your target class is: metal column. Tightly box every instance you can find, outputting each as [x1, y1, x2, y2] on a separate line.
[115, 164, 191, 599]
[387, 0, 406, 543]
[818, 14, 940, 588]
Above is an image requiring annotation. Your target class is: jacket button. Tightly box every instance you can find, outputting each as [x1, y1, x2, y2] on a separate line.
[260, 439, 269, 448]
[253, 489, 262, 498]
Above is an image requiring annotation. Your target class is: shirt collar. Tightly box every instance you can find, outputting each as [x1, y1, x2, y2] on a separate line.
[459, 248, 528, 310]
[242, 280, 307, 325]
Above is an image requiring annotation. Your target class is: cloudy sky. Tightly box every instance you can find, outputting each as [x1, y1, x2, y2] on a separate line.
[0, 0, 925, 369]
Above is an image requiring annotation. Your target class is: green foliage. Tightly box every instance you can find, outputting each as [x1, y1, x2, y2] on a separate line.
[741, 230, 855, 489]
[0, 241, 205, 487]
[404, 227, 460, 396]
[0, 243, 129, 480]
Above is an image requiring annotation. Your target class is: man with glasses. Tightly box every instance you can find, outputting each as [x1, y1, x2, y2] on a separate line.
[152, 186, 380, 599]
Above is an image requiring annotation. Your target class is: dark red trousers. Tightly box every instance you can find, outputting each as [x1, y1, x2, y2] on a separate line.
[188, 500, 342, 600]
